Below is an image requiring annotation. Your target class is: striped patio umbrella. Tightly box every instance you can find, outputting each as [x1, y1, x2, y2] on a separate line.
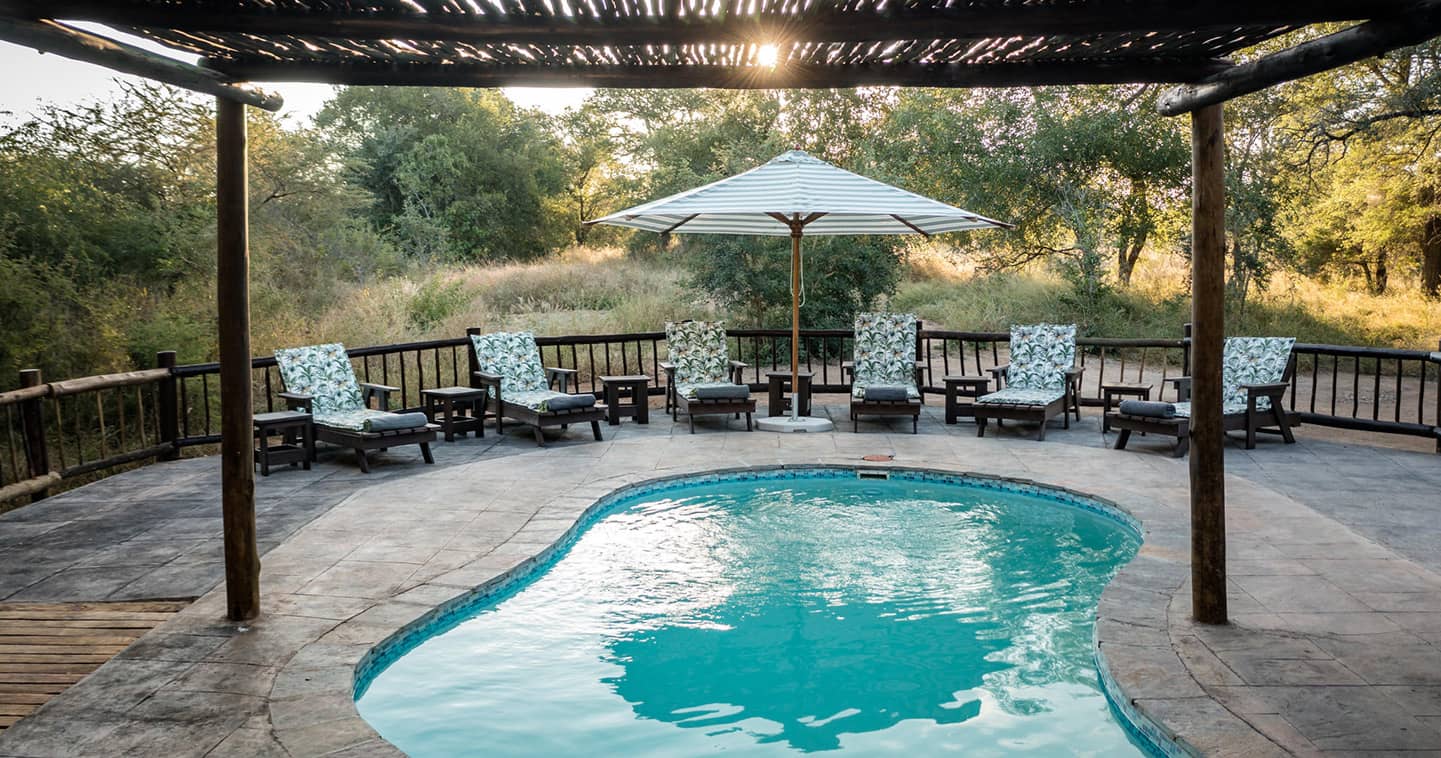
[588, 150, 1011, 422]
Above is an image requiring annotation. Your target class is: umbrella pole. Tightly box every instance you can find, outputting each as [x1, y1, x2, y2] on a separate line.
[790, 228, 801, 421]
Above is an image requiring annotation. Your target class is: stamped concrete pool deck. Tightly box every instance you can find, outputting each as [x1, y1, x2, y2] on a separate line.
[0, 399, 1437, 756]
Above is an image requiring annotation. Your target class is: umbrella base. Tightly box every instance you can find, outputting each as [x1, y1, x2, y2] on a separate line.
[756, 416, 834, 433]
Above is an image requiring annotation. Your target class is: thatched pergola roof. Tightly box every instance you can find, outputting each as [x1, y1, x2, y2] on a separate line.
[0, 0, 1431, 94]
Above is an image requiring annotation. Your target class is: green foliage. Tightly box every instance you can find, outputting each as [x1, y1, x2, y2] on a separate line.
[316, 87, 572, 262]
[407, 278, 472, 331]
[681, 235, 903, 328]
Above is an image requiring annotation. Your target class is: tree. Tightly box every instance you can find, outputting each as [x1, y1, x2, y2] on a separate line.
[316, 87, 572, 261]
[874, 86, 1188, 290]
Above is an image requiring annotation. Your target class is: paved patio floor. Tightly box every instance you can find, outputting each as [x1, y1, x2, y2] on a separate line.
[0, 397, 1437, 756]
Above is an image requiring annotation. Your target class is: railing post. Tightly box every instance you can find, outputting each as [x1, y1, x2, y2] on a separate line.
[465, 327, 481, 388]
[1182, 322, 1193, 377]
[156, 351, 180, 460]
[17, 369, 50, 502]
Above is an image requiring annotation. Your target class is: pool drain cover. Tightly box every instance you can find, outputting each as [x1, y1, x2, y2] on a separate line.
[862, 454, 893, 462]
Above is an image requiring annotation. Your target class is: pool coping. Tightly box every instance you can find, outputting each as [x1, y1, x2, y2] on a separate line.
[277, 461, 1219, 758]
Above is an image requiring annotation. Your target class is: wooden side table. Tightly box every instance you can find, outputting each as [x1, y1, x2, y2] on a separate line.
[253, 410, 313, 476]
[765, 370, 814, 417]
[1101, 382, 1153, 433]
[600, 374, 650, 425]
[943, 375, 991, 424]
[422, 386, 489, 441]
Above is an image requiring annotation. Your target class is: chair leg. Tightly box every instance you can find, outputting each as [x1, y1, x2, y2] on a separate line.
[1246, 411, 1258, 450]
[533, 426, 546, 446]
[1175, 433, 1190, 458]
[1063, 406, 1070, 429]
[1274, 407, 1296, 444]
[976, 418, 986, 437]
[419, 442, 434, 465]
[689, 414, 696, 434]
[355, 448, 370, 474]
[745, 412, 753, 431]
[1116, 428, 1132, 450]
[912, 415, 918, 434]
[1036, 420, 1047, 441]
[591, 420, 603, 441]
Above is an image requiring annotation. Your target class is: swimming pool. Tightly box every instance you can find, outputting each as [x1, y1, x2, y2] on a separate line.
[355, 469, 1156, 756]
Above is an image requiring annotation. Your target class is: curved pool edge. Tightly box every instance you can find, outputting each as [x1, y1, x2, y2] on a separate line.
[341, 463, 1188, 757]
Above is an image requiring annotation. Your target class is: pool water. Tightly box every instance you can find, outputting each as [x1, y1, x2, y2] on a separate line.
[356, 471, 1152, 756]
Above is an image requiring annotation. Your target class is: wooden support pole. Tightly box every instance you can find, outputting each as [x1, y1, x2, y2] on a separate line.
[217, 97, 259, 622]
[156, 351, 180, 461]
[790, 229, 801, 420]
[0, 16, 282, 111]
[1158, 1, 1441, 116]
[17, 368, 49, 502]
[1190, 103, 1228, 625]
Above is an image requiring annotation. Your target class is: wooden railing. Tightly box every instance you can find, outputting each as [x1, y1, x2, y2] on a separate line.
[3, 326, 1438, 505]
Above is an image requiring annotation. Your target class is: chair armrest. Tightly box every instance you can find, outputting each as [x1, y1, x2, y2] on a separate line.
[278, 392, 312, 412]
[729, 360, 749, 384]
[472, 371, 502, 403]
[987, 364, 1010, 387]
[546, 367, 577, 393]
[358, 382, 399, 411]
[1244, 382, 1288, 400]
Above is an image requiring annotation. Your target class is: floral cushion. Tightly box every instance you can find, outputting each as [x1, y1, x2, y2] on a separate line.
[666, 321, 731, 386]
[471, 332, 549, 398]
[274, 343, 363, 415]
[314, 408, 426, 432]
[505, 390, 575, 413]
[853, 313, 918, 394]
[1007, 324, 1076, 391]
[678, 381, 746, 400]
[976, 387, 1066, 406]
[1222, 337, 1294, 412]
[850, 384, 922, 400]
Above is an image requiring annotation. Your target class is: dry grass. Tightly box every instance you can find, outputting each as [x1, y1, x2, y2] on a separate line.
[248, 245, 1440, 354]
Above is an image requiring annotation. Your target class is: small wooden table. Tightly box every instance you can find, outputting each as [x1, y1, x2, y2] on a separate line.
[766, 370, 814, 417]
[253, 410, 313, 476]
[422, 386, 489, 441]
[943, 375, 991, 424]
[600, 374, 650, 425]
[1101, 382, 1153, 433]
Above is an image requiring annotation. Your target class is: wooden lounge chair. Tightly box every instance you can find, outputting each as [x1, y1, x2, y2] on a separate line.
[468, 330, 606, 446]
[1110, 337, 1297, 456]
[273, 343, 437, 473]
[974, 324, 1082, 441]
[849, 312, 923, 433]
[665, 320, 755, 433]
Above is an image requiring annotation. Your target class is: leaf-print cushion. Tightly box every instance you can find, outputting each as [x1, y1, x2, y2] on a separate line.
[1222, 337, 1294, 412]
[1007, 324, 1076, 392]
[274, 343, 363, 415]
[975, 387, 1066, 406]
[853, 313, 918, 395]
[314, 408, 427, 432]
[471, 332, 549, 397]
[666, 321, 732, 387]
[506, 390, 576, 413]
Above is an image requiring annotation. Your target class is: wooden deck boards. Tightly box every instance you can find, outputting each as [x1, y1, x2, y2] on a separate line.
[0, 601, 187, 732]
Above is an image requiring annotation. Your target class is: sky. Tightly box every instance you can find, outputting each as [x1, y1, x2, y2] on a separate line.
[0, 23, 591, 126]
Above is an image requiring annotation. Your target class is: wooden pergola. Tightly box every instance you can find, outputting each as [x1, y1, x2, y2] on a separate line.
[3, 0, 1440, 623]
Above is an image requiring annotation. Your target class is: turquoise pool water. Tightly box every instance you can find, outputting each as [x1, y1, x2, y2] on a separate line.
[356, 470, 1152, 756]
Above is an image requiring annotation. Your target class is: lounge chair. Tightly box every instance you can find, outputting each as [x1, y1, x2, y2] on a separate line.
[664, 320, 755, 433]
[468, 330, 606, 446]
[974, 324, 1082, 441]
[274, 343, 437, 473]
[1109, 337, 1297, 456]
[850, 312, 923, 433]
